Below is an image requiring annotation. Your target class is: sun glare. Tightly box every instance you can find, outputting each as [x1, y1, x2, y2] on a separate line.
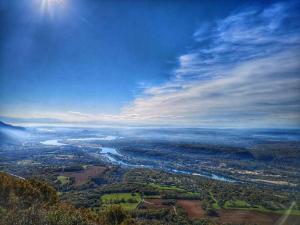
[37, 0, 67, 16]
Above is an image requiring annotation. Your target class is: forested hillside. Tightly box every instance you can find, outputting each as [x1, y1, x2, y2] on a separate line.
[0, 172, 136, 225]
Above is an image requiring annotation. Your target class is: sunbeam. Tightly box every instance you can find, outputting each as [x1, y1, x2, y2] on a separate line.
[37, 0, 67, 17]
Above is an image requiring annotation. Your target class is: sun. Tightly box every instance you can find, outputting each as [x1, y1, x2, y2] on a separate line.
[38, 0, 67, 16]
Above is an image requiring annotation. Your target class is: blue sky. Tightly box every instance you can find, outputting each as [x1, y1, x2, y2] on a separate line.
[0, 0, 300, 127]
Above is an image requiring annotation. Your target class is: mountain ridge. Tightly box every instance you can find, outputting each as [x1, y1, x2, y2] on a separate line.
[0, 121, 25, 130]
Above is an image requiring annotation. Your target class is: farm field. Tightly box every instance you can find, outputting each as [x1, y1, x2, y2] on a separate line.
[177, 200, 205, 218]
[141, 199, 173, 210]
[57, 175, 70, 185]
[214, 209, 294, 225]
[148, 183, 187, 192]
[59, 165, 107, 186]
[100, 193, 142, 210]
[176, 199, 300, 225]
[224, 199, 250, 208]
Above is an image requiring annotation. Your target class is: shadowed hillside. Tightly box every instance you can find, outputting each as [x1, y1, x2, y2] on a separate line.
[0, 172, 137, 225]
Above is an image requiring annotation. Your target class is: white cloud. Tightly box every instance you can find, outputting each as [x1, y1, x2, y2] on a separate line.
[67, 111, 91, 118]
[118, 1, 300, 127]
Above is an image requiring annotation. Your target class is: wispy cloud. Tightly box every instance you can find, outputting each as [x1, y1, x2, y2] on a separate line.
[67, 111, 91, 118]
[119, 1, 300, 127]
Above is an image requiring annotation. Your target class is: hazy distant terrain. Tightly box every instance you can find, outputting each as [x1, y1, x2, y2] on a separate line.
[1, 122, 300, 187]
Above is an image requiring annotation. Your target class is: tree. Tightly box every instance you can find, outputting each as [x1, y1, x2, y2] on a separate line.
[102, 205, 128, 225]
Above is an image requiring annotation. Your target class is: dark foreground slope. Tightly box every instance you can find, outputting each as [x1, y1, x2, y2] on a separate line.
[0, 172, 136, 225]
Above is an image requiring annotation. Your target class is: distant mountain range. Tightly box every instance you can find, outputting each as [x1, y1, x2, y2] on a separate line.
[0, 121, 26, 145]
[0, 121, 25, 130]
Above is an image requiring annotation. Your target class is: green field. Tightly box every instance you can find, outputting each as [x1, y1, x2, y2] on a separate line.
[82, 165, 88, 169]
[148, 183, 186, 192]
[146, 183, 200, 199]
[222, 199, 300, 216]
[57, 175, 70, 185]
[144, 195, 161, 199]
[224, 200, 250, 208]
[100, 193, 142, 210]
[209, 192, 221, 209]
[0, 206, 6, 214]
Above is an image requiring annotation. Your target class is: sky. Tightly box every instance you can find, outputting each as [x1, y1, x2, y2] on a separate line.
[0, 0, 300, 128]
